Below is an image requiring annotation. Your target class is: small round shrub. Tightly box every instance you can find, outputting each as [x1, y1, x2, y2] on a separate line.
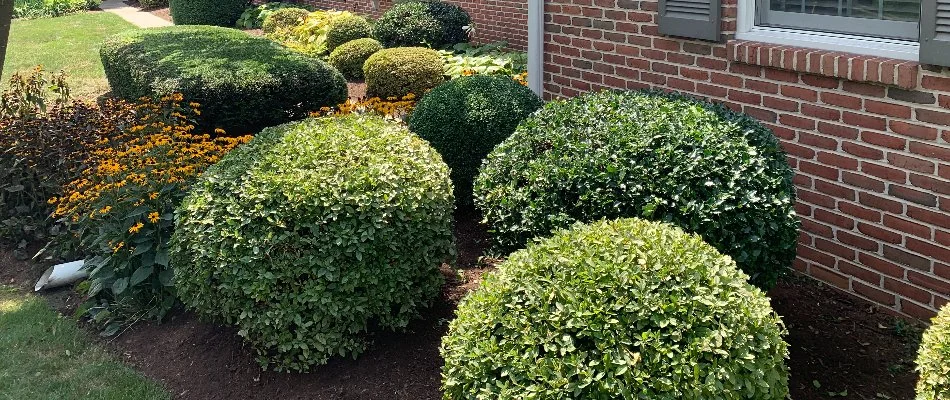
[101, 26, 348, 134]
[326, 14, 373, 52]
[474, 90, 799, 289]
[442, 218, 790, 399]
[373, 2, 442, 47]
[328, 38, 383, 80]
[917, 304, 950, 400]
[138, 0, 168, 9]
[171, 115, 455, 372]
[261, 7, 309, 35]
[408, 75, 542, 205]
[373, 0, 469, 48]
[364, 47, 444, 99]
[169, 0, 248, 26]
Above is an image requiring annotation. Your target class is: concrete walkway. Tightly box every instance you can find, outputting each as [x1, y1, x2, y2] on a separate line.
[99, 0, 172, 28]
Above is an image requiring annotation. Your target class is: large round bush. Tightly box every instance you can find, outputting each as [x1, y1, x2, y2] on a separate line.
[169, 0, 247, 26]
[373, 0, 469, 48]
[474, 90, 798, 289]
[328, 38, 383, 80]
[171, 115, 455, 372]
[364, 47, 444, 99]
[917, 304, 950, 400]
[326, 14, 373, 52]
[408, 75, 542, 205]
[442, 218, 790, 399]
[100, 26, 348, 134]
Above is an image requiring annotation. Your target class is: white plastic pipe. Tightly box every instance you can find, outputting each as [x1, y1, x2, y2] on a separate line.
[34, 260, 87, 292]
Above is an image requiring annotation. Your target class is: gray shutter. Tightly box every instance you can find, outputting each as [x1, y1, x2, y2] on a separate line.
[920, 0, 950, 66]
[658, 0, 721, 41]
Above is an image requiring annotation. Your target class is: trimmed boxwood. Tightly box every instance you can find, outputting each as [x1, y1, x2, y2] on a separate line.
[407, 75, 542, 205]
[261, 7, 309, 35]
[474, 90, 799, 289]
[442, 218, 790, 399]
[917, 304, 950, 400]
[328, 38, 383, 80]
[169, 0, 247, 26]
[326, 14, 373, 53]
[364, 47, 444, 99]
[100, 26, 348, 134]
[170, 115, 455, 372]
[373, 0, 469, 48]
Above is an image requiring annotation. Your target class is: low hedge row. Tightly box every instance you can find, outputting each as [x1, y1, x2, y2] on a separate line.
[169, 0, 248, 26]
[100, 26, 348, 134]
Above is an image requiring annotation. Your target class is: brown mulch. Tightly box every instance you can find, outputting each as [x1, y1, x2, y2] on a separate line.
[0, 211, 922, 400]
[347, 81, 367, 100]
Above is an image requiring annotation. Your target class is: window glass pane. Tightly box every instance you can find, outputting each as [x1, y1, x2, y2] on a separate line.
[768, 0, 920, 21]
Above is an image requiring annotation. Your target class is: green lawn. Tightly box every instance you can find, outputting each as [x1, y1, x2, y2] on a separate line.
[0, 286, 168, 400]
[3, 12, 134, 99]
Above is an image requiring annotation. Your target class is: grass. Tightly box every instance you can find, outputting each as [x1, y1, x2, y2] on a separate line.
[0, 286, 168, 400]
[2, 12, 135, 99]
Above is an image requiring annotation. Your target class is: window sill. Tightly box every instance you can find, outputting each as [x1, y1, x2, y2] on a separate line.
[726, 39, 920, 89]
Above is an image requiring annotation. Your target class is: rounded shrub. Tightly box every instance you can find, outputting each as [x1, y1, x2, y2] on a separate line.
[261, 7, 309, 35]
[100, 26, 348, 134]
[373, 0, 469, 48]
[917, 304, 950, 400]
[442, 218, 790, 399]
[328, 38, 383, 80]
[171, 115, 455, 372]
[169, 0, 248, 26]
[407, 75, 542, 205]
[364, 47, 444, 99]
[474, 90, 798, 289]
[326, 14, 373, 52]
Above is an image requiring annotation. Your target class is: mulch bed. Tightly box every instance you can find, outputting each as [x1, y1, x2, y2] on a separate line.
[0, 211, 922, 399]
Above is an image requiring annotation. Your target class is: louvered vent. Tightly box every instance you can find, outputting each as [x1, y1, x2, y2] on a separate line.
[658, 0, 721, 41]
[921, 0, 950, 66]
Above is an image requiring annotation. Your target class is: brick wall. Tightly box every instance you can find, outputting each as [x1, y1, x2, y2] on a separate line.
[289, 0, 530, 50]
[544, 0, 950, 319]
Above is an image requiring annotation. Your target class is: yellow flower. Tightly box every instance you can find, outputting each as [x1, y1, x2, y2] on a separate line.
[149, 192, 159, 200]
[112, 241, 125, 253]
[129, 222, 144, 234]
[99, 206, 112, 214]
[148, 212, 160, 223]
[47, 197, 58, 204]
[214, 128, 226, 135]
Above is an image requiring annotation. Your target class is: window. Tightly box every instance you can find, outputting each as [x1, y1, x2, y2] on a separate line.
[760, 0, 922, 40]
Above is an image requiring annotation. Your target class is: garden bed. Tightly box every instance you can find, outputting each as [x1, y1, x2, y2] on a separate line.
[0, 211, 921, 400]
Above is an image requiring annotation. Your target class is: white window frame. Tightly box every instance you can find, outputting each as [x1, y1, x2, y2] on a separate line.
[736, 0, 921, 61]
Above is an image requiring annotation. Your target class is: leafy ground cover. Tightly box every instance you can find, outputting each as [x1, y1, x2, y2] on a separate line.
[0, 284, 168, 400]
[2, 12, 134, 99]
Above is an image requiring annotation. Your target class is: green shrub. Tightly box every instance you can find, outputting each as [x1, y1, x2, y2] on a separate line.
[137, 0, 167, 10]
[917, 304, 950, 400]
[168, 0, 247, 26]
[237, 2, 307, 29]
[474, 90, 799, 289]
[274, 10, 357, 56]
[328, 38, 383, 80]
[408, 75, 541, 205]
[441, 218, 790, 399]
[439, 41, 527, 79]
[100, 26, 348, 134]
[326, 14, 373, 52]
[171, 115, 455, 372]
[364, 47, 443, 99]
[260, 7, 309, 35]
[373, 0, 470, 48]
[13, 0, 100, 19]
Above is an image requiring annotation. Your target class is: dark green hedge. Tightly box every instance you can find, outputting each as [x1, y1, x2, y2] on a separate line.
[474, 90, 799, 289]
[171, 115, 455, 372]
[442, 218, 790, 399]
[373, 0, 469, 48]
[100, 26, 348, 134]
[169, 0, 248, 26]
[408, 75, 542, 205]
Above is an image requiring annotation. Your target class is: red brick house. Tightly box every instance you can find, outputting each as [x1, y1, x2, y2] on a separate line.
[295, 0, 950, 320]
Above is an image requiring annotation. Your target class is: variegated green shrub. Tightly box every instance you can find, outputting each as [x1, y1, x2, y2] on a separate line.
[441, 218, 790, 399]
[917, 304, 950, 400]
[170, 115, 455, 372]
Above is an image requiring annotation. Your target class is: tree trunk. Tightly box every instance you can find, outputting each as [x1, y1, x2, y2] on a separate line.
[0, 0, 13, 74]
